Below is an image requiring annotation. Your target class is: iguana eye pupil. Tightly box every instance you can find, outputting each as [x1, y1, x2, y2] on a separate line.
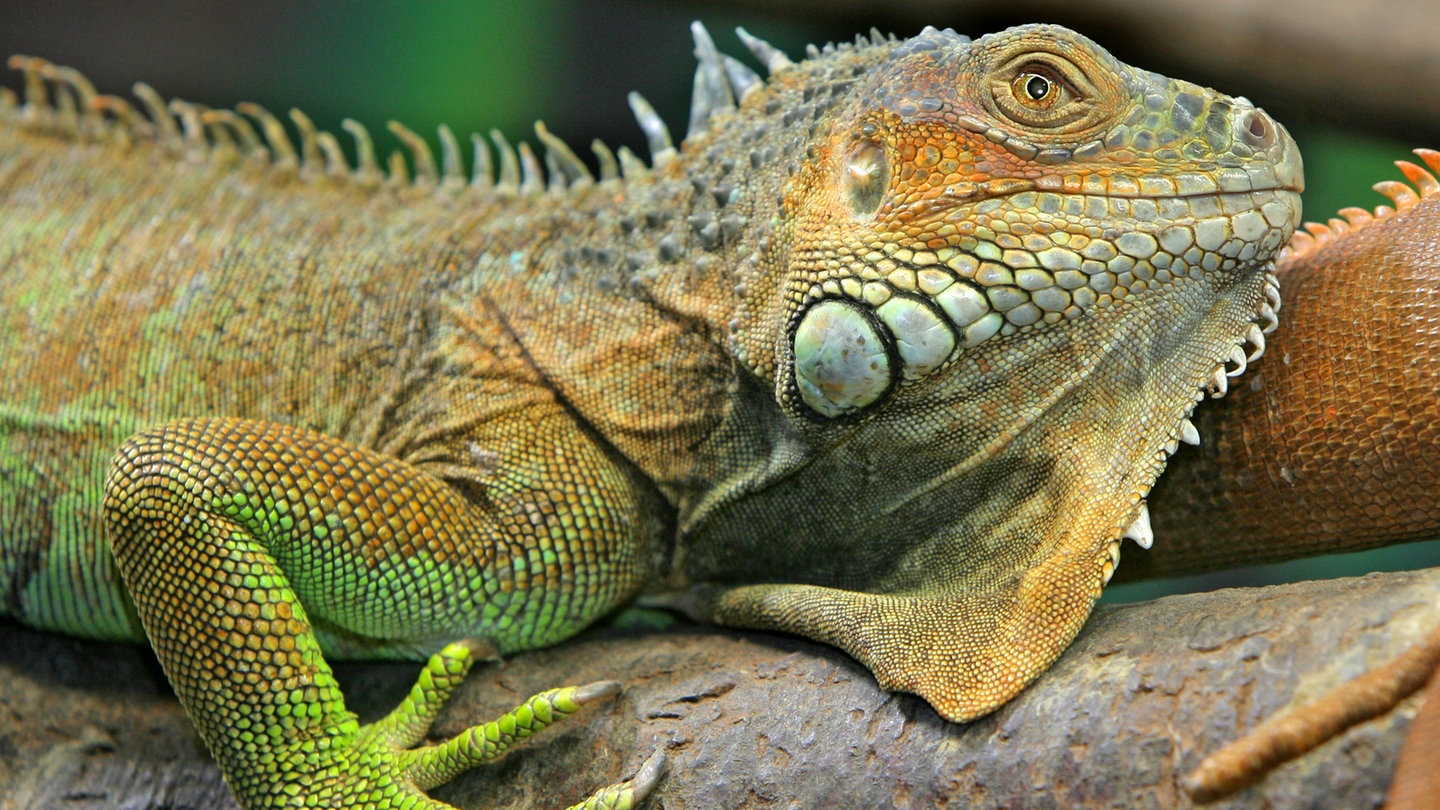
[1023, 74, 1052, 101]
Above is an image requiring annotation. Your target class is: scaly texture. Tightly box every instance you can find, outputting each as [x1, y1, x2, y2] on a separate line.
[1164, 151, 1440, 803]
[681, 25, 1299, 722]
[0, 21, 1349, 808]
[1142, 149, 1440, 577]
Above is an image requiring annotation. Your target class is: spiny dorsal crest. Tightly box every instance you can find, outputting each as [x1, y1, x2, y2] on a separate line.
[2, 24, 897, 199]
[1283, 148, 1440, 263]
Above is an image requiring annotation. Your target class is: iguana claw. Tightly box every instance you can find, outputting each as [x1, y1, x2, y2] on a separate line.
[566, 748, 667, 810]
[335, 642, 646, 808]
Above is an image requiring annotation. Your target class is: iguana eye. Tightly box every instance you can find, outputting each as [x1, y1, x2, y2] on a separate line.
[1014, 72, 1058, 107]
[990, 57, 1096, 131]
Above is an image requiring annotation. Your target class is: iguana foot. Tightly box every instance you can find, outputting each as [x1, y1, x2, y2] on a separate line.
[100, 418, 660, 808]
[319, 640, 657, 809]
[687, 543, 1108, 722]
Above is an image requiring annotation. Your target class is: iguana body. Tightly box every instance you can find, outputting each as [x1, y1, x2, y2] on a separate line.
[1142, 151, 1440, 578]
[1175, 150, 1440, 806]
[0, 21, 1427, 809]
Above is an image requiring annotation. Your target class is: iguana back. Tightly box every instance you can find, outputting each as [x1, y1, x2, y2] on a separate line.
[0, 85, 726, 642]
[1, 117, 485, 637]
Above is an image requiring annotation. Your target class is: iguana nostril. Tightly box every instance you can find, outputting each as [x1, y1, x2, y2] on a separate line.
[1242, 110, 1274, 148]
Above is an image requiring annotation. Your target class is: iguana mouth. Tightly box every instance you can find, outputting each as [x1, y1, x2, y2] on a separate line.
[788, 184, 1300, 419]
[938, 171, 1304, 204]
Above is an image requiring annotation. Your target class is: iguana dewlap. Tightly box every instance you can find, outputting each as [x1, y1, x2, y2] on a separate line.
[0, 20, 1424, 809]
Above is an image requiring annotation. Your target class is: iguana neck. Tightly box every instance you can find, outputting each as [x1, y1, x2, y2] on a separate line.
[627, 37, 897, 358]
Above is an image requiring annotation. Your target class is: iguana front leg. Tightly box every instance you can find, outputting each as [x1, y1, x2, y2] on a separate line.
[103, 417, 659, 808]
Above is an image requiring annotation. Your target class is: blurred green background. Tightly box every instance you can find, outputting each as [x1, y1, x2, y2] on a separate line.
[1, 0, 1429, 218]
[1, 1, 1436, 602]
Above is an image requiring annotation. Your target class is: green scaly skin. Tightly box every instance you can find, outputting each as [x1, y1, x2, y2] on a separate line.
[1, 24, 1306, 807]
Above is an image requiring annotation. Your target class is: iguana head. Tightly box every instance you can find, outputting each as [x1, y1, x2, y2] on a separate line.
[743, 24, 1301, 420]
[709, 25, 1303, 721]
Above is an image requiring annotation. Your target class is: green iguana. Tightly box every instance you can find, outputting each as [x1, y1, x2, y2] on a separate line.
[0, 21, 1435, 809]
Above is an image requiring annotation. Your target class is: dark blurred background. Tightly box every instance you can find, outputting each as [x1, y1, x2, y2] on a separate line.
[2, 0, 1437, 601]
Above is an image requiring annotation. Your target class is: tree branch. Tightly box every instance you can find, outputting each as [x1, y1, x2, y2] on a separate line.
[2, 567, 1434, 809]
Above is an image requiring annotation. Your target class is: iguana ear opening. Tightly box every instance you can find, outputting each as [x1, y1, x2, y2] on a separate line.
[842, 138, 889, 220]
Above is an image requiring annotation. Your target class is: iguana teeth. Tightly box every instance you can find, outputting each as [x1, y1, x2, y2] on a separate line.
[1208, 366, 1230, 398]
[1179, 418, 1201, 446]
[1245, 323, 1267, 362]
[1258, 301, 1279, 334]
[627, 92, 675, 167]
[1225, 345, 1248, 377]
[735, 26, 794, 75]
[688, 22, 736, 140]
[1123, 504, 1154, 550]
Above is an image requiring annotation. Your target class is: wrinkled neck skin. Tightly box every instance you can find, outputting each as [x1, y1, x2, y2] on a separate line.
[673, 259, 1271, 596]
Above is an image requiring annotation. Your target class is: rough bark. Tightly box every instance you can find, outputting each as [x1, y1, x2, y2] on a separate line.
[2, 566, 1435, 809]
